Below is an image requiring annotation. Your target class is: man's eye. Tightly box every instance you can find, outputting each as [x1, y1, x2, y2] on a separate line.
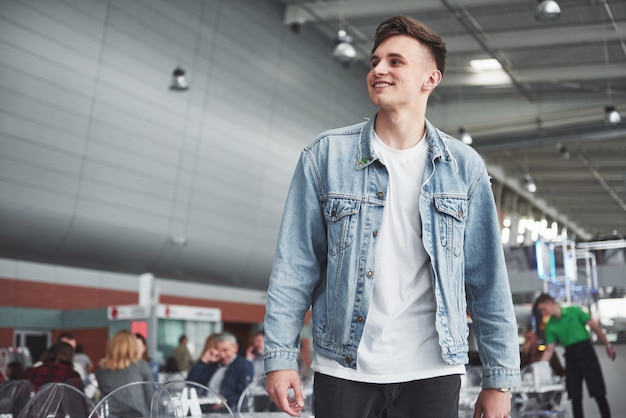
[391, 59, 402, 65]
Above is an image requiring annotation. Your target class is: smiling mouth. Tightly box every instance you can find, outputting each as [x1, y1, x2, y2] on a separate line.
[372, 82, 393, 88]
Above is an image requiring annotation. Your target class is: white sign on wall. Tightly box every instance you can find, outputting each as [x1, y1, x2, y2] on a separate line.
[107, 304, 221, 322]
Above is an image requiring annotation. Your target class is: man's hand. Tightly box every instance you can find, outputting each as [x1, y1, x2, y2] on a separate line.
[265, 370, 305, 417]
[473, 389, 511, 418]
[246, 344, 256, 361]
[200, 348, 219, 363]
[606, 345, 617, 361]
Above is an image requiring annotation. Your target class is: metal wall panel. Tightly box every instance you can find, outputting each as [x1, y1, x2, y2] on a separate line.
[0, 0, 374, 289]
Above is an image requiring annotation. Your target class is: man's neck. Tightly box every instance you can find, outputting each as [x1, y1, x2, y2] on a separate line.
[374, 109, 426, 150]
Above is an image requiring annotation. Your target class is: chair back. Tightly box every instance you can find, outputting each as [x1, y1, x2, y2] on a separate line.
[90, 381, 232, 418]
[236, 375, 268, 413]
[89, 381, 163, 418]
[162, 380, 235, 417]
[0, 380, 34, 416]
[16, 382, 94, 418]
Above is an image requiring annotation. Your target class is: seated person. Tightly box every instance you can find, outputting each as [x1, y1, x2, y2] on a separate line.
[187, 332, 253, 412]
[24, 342, 84, 391]
[95, 330, 154, 417]
[520, 329, 565, 377]
[5, 360, 25, 381]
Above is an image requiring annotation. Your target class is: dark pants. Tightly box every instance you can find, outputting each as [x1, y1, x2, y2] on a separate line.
[313, 372, 461, 418]
[565, 340, 611, 418]
[565, 341, 606, 399]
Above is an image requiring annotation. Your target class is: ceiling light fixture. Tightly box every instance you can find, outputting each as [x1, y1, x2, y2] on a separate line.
[523, 174, 537, 193]
[535, 0, 561, 22]
[601, 35, 619, 125]
[332, 29, 357, 67]
[171, 235, 188, 246]
[170, 66, 189, 91]
[469, 58, 502, 71]
[604, 105, 621, 125]
[556, 142, 570, 160]
[458, 127, 473, 145]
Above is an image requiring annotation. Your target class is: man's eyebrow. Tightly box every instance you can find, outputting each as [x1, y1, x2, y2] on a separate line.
[370, 52, 404, 62]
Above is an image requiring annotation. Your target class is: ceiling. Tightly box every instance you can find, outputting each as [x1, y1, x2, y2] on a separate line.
[1, 0, 625, 294]
[280, 0, 626, 241]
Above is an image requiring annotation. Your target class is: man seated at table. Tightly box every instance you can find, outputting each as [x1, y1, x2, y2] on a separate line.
[187, 332, 253, 413]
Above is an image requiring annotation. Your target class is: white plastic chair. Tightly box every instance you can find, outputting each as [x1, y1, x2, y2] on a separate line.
[90, 380, 234, 417]
[17, 382, 94, 418]
[235, 376, 276, 414]
[89, 381, 163, 418]
[162, 380, 234, 417]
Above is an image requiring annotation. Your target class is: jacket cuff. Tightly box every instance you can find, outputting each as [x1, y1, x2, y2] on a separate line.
[264, 349, 301, 374]
[481, 369, 522, 389]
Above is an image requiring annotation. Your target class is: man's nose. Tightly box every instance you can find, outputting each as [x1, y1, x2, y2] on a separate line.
[372, 63, 388, 75]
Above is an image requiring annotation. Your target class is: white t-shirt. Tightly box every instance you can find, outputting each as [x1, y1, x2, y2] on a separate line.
[314, 131, 465, 383]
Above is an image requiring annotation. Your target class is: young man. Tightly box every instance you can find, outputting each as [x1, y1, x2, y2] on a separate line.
[535, 293, 616, 418]
[264, 16, 520, 418]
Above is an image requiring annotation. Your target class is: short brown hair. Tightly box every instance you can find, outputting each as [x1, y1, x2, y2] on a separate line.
[372, 16, 447, 75]
[533, 293, 556, 312]
[534, 293, 555, 305]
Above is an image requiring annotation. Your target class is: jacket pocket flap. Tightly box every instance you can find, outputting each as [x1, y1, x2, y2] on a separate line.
[324, 198, 360, 221]
[434, 197, 467, 222]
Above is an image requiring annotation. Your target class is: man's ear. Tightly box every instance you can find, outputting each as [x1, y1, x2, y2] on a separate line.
[424, 69, 442, 92]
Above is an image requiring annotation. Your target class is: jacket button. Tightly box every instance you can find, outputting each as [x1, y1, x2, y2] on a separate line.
[357, 315, 364, 322]
[458, 209, 463, 217]
[373, 230, 378, 237]
[377, 191, 385, 198]
[345, 356, 352, 364]
[366, 270, 373, 277]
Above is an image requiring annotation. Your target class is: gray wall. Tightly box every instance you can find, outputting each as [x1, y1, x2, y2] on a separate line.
[0, 0, 375, 289]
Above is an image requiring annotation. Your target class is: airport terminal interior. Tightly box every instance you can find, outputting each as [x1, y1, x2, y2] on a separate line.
[0, 0, 625, 417]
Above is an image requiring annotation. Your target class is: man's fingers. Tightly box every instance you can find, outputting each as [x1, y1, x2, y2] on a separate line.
[290, 384, 306, 411]
[265, 370, 304, 417]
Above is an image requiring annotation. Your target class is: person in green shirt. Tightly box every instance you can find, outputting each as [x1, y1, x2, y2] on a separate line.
[534, 293, 617, 418]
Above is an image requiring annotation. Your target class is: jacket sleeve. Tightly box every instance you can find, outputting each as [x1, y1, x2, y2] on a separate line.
[264, 149, 328, 373]
[186, 361, 214, 386]
[463, 164, 521, 389]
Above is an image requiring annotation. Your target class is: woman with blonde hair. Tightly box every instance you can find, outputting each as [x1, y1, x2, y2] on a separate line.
[198, 333, 219, 363]
[185, 333, 220, 385]
[95, 330, 154, 416]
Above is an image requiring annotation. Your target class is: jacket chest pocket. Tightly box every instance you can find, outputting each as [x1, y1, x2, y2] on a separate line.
[324, 198, 360, 256]
[434, 196, 468, 256]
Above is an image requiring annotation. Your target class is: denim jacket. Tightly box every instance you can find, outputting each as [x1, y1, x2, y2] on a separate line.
[264, 115, 521, 389]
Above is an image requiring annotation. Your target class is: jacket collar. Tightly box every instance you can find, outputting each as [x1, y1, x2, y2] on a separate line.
[357, 113, 452, 170]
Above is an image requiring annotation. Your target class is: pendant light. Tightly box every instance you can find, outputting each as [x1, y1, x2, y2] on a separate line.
[170, 66, 189, 91]
[535, 0, 561, 22]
